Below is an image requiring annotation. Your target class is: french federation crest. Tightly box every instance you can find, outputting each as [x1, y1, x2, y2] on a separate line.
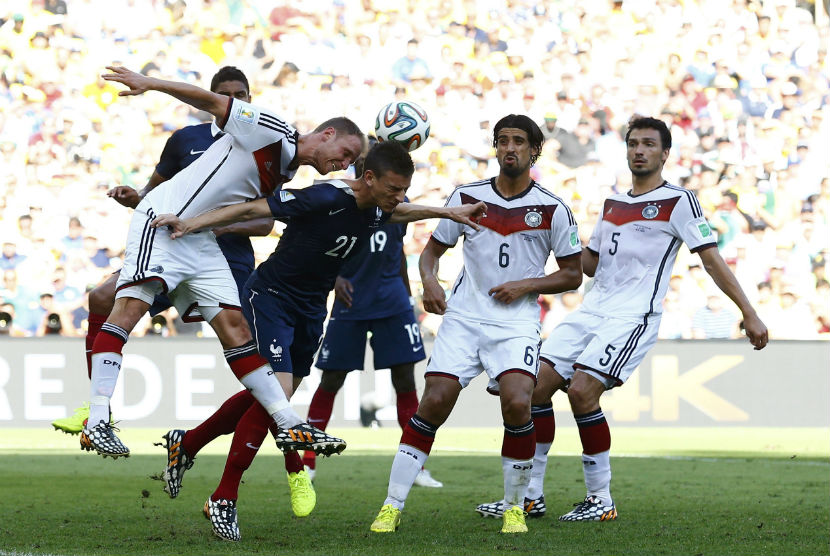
[642, 204, 659, 219]
[524, 210, 542, 227]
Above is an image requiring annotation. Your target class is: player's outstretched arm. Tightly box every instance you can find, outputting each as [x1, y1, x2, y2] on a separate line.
[213, 217, 275, 238]
[101, 66, 229, 121]
[150, 198, 273, 239]
[698, 246, 768, 350]
[390, 201, 487, 230]
[108, 171, 169, 209]
[419, 238, 450, 315]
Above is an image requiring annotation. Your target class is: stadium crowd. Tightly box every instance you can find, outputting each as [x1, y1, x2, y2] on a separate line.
[0, 0, 827, 340]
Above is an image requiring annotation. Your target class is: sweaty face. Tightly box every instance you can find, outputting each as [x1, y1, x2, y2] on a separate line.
[495, 127, 535, 178]
[626, 128, 667, 177]
[213, 80, 251, 102]
[314, 132, 363, 175]
[367, 170, 410, 213]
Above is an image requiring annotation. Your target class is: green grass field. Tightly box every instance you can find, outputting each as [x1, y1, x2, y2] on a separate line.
[1, 427, 827, 556]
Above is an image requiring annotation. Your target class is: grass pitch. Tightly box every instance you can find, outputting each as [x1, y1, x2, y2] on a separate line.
[0, 427, 827, 556]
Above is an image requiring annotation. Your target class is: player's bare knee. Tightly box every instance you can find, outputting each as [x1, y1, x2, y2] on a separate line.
[567, 383, 598, 414]
[88, 281, 116, 315]
[500, 394, 532, 424]
[108, 297, 150, 329]
[320, 371, 347, 392]
[390, 365, 415, 392]
[211, 309, 253, 348]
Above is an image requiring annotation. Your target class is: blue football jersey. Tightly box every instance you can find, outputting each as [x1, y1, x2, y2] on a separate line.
[155, 122, 255, 274]
[329, 220, 411, 321]
[255, 180, 392, 315]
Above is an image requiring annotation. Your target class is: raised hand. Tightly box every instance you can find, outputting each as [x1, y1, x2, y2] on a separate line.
[101, 66, 154, 96]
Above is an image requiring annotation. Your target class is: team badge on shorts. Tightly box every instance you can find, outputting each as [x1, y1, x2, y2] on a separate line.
[524, 210, 542, 227]
[642, 204, 659, 219]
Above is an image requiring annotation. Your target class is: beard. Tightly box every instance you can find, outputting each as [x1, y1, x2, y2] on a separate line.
[501, 160, 529, 178]
[629, 162, 658, 176]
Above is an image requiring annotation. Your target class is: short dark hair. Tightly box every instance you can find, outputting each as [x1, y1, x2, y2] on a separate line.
[210, 66, 249, 93]
[363, 141, 414, 179]
[625, 116, 672, 151]
[492, 114, 545, 165]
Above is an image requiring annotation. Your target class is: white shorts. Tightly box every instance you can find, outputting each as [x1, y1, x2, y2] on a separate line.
[425, 314, 540, 392]
[115, 202, 240, 322]
[540, 310, 659, 389]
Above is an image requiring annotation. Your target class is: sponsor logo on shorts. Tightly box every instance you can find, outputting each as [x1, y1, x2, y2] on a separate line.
[149, 265, 164, 273]
[246, 443, 260, 450]
[234, 106, 255, 124]
[189, 149, 206, 155]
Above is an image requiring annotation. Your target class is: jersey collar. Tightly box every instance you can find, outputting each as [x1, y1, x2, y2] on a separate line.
[627, 180, 668, 198]
[489, 177, 536, 201]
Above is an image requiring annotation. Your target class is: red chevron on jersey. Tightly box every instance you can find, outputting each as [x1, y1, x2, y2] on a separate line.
[460, 192, 557, 236]
[253, 140, 291, 195]
[602, 196, 679, 226]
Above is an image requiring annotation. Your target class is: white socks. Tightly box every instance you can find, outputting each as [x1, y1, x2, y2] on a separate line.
[384, 444, 428, 510]
[583, 450, 612, 502]
[502, 456, 533, 507]
[88, 352, 122, 426]
[526, 441, 551, 499]
[238, 366, 302, 428]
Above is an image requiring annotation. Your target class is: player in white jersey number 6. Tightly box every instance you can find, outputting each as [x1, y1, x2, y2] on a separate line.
[475, 116, 768, 523]
[370, 114, 584, 535]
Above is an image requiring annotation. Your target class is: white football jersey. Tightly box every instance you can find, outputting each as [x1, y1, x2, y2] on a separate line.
[144, 98, 298, 218]
[583, 182, 717, 321]
[432, 178, 581, 325]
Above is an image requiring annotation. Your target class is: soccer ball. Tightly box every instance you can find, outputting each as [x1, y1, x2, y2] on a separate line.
[374, 101, 430, 152]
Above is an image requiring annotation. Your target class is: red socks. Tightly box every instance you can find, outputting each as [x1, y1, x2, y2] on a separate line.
[212, 402, 271, 501]
[182, 390, 256, 458]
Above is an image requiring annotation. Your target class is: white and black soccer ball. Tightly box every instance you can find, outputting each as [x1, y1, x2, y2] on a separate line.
[374, 100, 430, 152]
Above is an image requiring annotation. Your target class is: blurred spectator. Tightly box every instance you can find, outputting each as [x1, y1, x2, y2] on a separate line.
[659, 291, 694, 340]
[0, 0, 826, 341]
[0, 241, 25, 270]
[392, 39, 432, 84]
[0, 302, 27, 337]
[692, 294, 739, 339]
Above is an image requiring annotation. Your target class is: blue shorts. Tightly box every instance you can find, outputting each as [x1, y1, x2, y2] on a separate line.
[316, 310, 426, 371]
[241, 283, 323, 378]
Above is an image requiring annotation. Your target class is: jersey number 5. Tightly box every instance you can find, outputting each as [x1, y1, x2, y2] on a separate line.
[608, 232, 620, 255]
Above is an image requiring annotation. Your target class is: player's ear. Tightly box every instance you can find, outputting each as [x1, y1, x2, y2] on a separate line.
[363, 168, 375, 187]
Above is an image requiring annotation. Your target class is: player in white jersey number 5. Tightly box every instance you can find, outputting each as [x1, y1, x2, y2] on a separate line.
[475, 116, 768, 523]
[370, 114, 583, 535]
